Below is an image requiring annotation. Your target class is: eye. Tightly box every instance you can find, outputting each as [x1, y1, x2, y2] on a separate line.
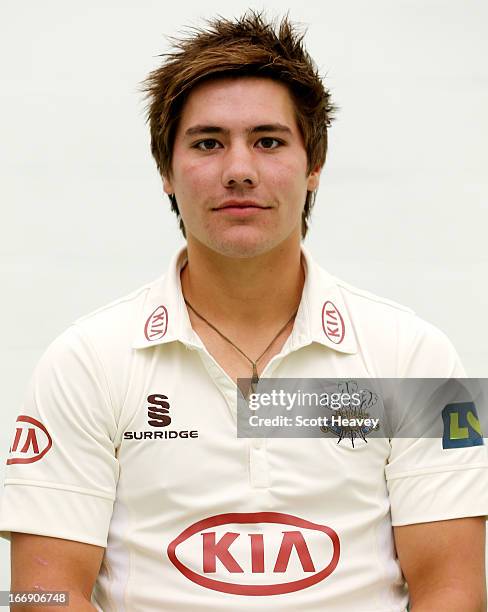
[194, 139, 222, 151]
[257, 137, 282, 150]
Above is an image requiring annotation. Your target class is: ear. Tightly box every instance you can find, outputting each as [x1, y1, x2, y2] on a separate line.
[162, 174, 174, 195]
[306, 164, 322, 191]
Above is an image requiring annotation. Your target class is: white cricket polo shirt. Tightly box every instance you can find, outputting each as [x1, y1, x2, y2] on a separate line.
[1, 246, 487, 612]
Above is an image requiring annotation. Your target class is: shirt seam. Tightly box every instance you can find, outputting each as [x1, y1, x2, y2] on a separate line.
[373, 477, 404, 609]
[75, 284, 152, 324]
[334, 279, 414, 315]
[4, 479, 115, 501]
[72, 322, 118, 429]
[386, 462, 488, 481]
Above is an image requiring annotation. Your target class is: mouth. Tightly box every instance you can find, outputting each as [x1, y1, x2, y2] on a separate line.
[212, 200, 272, 214]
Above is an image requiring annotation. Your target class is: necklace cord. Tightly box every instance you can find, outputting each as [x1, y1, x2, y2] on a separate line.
[183, 297, 298, 377]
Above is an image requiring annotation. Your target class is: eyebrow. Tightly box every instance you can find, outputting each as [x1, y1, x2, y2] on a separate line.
[184, 123, 293, 137]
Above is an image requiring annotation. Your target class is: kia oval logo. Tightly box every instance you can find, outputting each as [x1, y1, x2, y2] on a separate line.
[322, 301, 345, 344]
[7, 415, 52, 465]
[167, 512, 340, 596]
[144, 305, 168, 341]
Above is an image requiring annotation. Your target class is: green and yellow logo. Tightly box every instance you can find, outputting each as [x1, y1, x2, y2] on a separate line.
[442, 402, 484, 449]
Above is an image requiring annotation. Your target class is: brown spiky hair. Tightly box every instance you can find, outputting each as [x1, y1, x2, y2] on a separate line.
[142, 10, 337, 238]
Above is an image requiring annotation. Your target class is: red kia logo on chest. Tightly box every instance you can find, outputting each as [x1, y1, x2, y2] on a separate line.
[322, 301, 345, 344]
[144, 305, 168, 341]
[7, 416, 52, 465]
[167, 512, 340, 596]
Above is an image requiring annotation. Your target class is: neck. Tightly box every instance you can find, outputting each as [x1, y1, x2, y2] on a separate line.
[180, 235, 304, 329]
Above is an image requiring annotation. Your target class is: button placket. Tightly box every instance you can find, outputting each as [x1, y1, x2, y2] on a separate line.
[249, 437, 270, 489]
[190, 340, 307, 491]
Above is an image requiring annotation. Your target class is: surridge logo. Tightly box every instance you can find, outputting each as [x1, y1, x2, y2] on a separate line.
[147, 393, 171, 427]
[123, 394, 199, 441]
[167, 512, 340, 595]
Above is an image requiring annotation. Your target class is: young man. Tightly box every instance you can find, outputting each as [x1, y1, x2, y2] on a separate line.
[1, 12, 487, 612]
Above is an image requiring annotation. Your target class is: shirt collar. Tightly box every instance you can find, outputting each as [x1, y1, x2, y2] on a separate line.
[133, 245, 357, 355]
[291, 245, 357, 354]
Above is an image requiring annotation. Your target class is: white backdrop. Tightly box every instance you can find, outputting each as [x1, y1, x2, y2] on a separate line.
[1, 0, 487, 593]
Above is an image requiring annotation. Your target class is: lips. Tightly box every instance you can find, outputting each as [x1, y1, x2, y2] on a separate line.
[214, 200, 270, 210]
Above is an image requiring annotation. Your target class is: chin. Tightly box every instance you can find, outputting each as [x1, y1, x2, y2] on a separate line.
[210, 239, 276, 259]
[206, 228, 283, 260]
[188, 221, 299, 259]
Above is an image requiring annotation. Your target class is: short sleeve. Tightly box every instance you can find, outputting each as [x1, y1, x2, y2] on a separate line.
[386, 318, 488, 526]
[0, 325, 119, 547]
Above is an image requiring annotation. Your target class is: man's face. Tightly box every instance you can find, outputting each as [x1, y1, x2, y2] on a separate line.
[163, 76, 321, 258]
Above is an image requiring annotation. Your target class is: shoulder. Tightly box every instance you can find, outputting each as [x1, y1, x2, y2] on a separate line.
[336, 276, 414, 318]
[34, 276, 166, 417]
[334, 277, 465, 377]
[71, 275, 164, 350]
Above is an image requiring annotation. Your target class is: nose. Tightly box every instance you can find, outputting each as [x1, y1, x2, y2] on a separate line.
[221, 142, 259, 189]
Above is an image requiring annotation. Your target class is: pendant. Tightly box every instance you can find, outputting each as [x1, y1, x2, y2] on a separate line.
[250, 362, 259, 394]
